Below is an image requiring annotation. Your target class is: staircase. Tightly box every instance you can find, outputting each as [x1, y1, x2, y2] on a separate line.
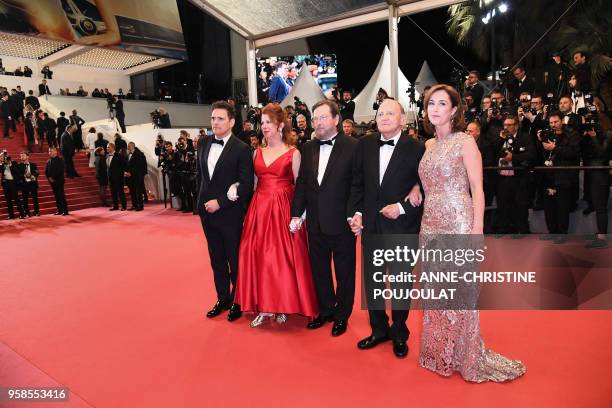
[0, 120, 101, 218]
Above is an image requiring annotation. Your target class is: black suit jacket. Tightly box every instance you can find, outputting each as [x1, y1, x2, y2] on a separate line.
[25, 95, 40, 110]
[196, 135, 254, 227]
[60, 131, 73, 155]
[15, 162, 39, 186]
[291, 133, 358, 235]
[45, 157, 65, 183]
[127, 149, 146, 178]
[107, 152, 126, 184]
[38, 84, 51, 96]
[57, 117, 70, 136]
[465, 82, 484, 107]
[348, 132, 425, 234]
[115, 100, 125, 118]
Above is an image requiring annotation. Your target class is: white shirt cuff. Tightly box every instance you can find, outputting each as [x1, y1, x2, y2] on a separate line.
[396, 203, 405, 215]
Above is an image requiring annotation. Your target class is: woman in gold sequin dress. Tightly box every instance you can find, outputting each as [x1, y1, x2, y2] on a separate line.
[414, 84, 526, 382]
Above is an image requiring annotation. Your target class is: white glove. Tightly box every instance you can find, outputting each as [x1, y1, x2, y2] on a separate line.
[227, 182, 240, 201]
[289, 217, 303, 233]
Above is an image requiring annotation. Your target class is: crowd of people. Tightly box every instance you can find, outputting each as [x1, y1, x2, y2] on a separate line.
[239, 50, 612, 247]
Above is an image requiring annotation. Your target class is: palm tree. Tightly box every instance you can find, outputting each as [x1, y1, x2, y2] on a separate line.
[446, 0, 611, 83]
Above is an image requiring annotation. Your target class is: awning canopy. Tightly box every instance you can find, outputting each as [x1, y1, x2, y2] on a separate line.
[190, 0, 460, 47]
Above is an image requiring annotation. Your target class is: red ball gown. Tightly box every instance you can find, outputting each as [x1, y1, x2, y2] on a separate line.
[235, 147, 319, 317]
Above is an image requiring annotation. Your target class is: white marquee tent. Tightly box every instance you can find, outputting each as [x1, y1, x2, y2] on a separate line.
[281, 62, 326, 111]
[415, 60, 438, 94]
[353, 46, 419, 124]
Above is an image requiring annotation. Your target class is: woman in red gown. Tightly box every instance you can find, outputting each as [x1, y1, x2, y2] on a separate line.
[235, 103, 319, 327]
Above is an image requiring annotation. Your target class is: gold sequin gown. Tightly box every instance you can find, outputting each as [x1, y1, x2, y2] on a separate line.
[417, 132, 526, 383]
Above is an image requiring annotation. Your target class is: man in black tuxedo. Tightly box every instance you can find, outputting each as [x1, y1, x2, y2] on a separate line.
[45, 148, 68, 216]
[291, 100, 358, 337]
[60, 126, 79, 178]
[507, 66, 537, 104]
[125, 142, 146, 211]
[38, 80, 51, 96]
[197, 101, 254, 322]
[348, 98, 425, 358]
[113, 97, 126, 133]
[339, 90, 355, 121]
[464, 70, 484, 107]
[1, 153, 25, 219]
[56, 112, 70, 136]
[17, 151, 40, 216]
[106, 143, 127, 211]
[25, 90, 40, 110]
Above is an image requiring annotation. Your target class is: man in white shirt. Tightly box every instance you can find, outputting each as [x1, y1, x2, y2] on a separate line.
[348, 98, 425, 358]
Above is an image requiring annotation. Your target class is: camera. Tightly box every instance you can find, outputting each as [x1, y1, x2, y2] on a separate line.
[540, 127, 557, 144]
[150, 110, 161, 128]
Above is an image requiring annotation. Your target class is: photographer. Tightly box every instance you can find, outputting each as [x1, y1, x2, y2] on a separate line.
[538, 112, 581, 243]
[558, 96, 582, 132]
[238, 121, 255, 145]
[480, 96, 503, 140]
[1, 152, 25, 219]
[295, 114, 313, 146]
[152, 108, 171, 129]
[17, 151, 39, 217]
[493, 115, 536, 235]
[154, 134, 165, 167]
[338, 89, 355, 121]
[125, 142, 146, 211]
[294, 98, 312, 126]
[464, 70, 484, 107]
[506, 66, 537, 105]
[41, 65, 53, 79]
[159, 141, 183, 209]
[580, 99, 611, 248]
[463, 91, 481, 124]
[372, 88, 388, 112]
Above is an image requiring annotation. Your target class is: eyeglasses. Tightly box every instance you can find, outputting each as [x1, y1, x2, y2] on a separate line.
[312, 115, 330, 122]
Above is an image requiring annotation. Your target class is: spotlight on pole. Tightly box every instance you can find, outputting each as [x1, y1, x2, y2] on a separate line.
[498, 3, 508, 13]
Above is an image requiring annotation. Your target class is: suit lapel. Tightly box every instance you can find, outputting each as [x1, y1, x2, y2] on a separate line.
[200, 137, 212, 182]
[381, 133, 408, 189]
[311, 140, 320, 186]
[320, 135, 343, 187]
[210, 135, 235, 182]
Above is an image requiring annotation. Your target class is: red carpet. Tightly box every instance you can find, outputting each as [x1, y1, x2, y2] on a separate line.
[1, 205, 611, 407]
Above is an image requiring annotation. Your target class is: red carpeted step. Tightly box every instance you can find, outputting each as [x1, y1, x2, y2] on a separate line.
[0, 120, 114, 219]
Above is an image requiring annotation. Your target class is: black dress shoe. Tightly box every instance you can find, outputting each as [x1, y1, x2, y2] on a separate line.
[306, 314, 333, 329]
[53, 212, 62, 215]
[357, 334, 390, 350]
[393, 340, 408, 358]
[128, 207, 137, 211]
[331, 320, 348, 337]
[227, 303, 242, 321]
[62, 212, 69, 216]
[206, 300, 230, 318]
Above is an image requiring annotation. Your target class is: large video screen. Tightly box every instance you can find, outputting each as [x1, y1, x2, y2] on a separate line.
[0, 0, 187, 60]
[256, 54, 337, 102]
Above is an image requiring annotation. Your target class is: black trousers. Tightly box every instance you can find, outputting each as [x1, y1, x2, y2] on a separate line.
[21, 182, 39, 214]
[590, 171, 610, 235]
[544, 186, 571, 234]
[200, 216, 242, 304]
[64, 152, 77, 177]
[363, 231, 412, 342]
[127, 176, 143, 209]
[307, 228, 356, 321]
[51, 181, 68, 214]
[495, 175, 530, 234]
[110, 180, 126, 209]
[117, 115, 126, 133]
[3, 117, 16, 138]
[2, 180, 24, 217]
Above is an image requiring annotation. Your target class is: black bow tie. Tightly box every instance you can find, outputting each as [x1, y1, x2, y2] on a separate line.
[378, 139, 395, 147]
[318, 137, 336, 146]
[211, 138, 224, 146]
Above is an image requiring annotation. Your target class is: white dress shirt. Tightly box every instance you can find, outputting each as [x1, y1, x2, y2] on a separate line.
[317, 133, 337, 185]
[3, 165, 13, 181]
[207, 133, 231, 178]
[379, 131, 405, 215]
